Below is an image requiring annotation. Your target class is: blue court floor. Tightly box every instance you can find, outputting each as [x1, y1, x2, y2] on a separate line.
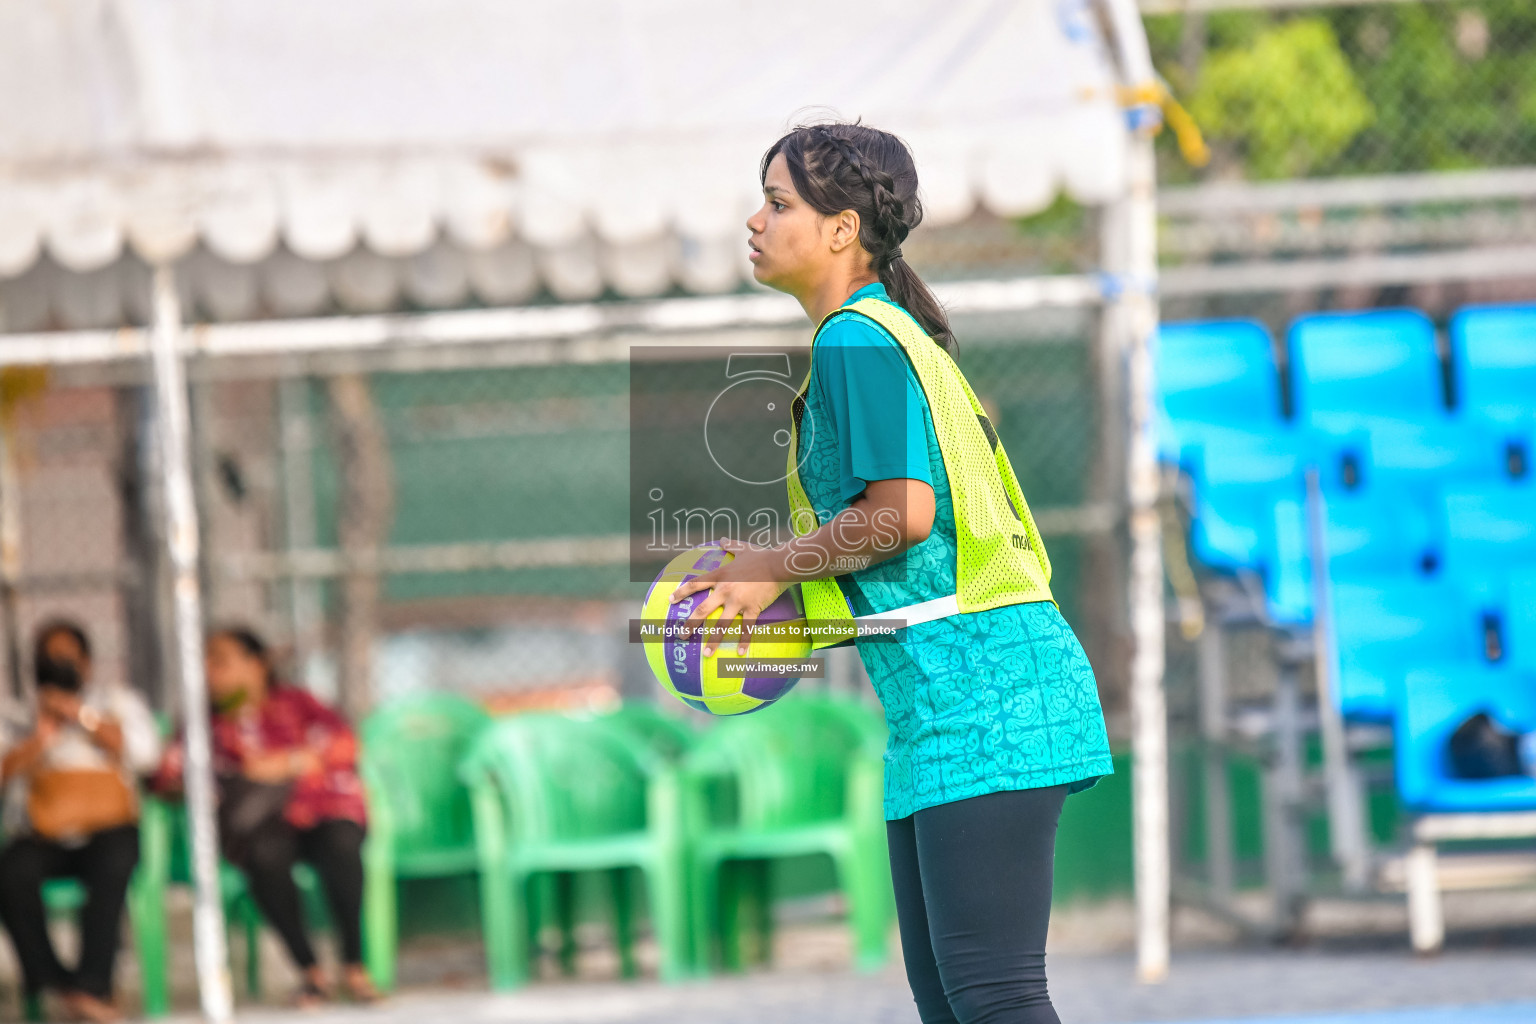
[1185, 1005, 1536, 1024]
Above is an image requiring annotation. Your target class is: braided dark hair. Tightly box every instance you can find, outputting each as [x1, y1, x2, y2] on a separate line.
[761, 121, 955, 354]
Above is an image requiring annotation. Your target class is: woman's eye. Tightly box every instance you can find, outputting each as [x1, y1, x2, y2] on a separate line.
[771, 201, 785, 212]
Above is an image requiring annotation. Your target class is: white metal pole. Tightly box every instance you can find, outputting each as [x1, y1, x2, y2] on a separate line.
[1124, 134, 1170, 986]
[150, 265, 235, 1023]
[1102, 0, 1171, 985]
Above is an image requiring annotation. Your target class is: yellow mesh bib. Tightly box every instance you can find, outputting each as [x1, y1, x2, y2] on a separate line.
[785, 296, 1055, 650]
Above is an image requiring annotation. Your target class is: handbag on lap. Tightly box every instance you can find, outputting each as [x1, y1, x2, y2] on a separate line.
[216, 773, 293, 864]
[27, 768, 138, 841]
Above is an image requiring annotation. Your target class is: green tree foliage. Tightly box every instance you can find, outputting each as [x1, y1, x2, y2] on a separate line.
[1189, 19, 1374, 179]
[1148, 1, 1536, 180]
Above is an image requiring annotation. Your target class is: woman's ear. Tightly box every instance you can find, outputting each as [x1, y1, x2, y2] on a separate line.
[827, 208, 862, 254]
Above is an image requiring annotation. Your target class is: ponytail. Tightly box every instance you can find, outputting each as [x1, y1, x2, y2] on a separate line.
[880, 254, 955, 355]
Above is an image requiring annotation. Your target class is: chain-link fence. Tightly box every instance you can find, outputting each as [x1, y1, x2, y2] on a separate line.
[0, 381, 153, 708]
[0, 272, 1130, 733]
[1148, 1, 1536, 183]
[1147, 0, 1536, 329]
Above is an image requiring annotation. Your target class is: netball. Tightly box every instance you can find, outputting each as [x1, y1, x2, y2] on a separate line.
[641, 544, 810, 715]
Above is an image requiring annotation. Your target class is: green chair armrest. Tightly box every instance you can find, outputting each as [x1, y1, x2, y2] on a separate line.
[465, 778, 509, 872]
[136, 795, 173, 892]
[646, 767, 684, 853]
[359, 760, 395, 869]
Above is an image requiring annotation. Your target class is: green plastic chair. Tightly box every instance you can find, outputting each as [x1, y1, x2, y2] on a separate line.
[20, 796, 173, 1022]
[358, 693, 491, 991]
[680, 696, 893, 974]
[597, 703, 697, 762]
[459, 713, 689, 990]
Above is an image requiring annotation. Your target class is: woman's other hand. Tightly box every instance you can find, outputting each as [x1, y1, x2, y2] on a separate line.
[37, 687, 82, 724]
[243, 748, 323, 784]
[0, 716, 61, 784]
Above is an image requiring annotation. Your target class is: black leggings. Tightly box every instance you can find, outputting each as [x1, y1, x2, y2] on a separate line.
[0, 824, 140, 999]
[237, 818, 366, 970]
[887, 785, 1067, 1024]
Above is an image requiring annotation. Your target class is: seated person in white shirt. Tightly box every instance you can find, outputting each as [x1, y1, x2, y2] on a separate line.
[0, 621, 162, 1024]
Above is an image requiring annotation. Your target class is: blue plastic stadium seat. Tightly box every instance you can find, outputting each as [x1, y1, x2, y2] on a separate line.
[1442, 480, 1536, 598]
[1266, 483, 1447, 625]
[1289, 309, 1445, 432]
[1287, 310, 1507, 488]
[1451, 304, 1536, 482]
[1186, 432, 1305, 574]
[1507, 570, 1536, 674]
[1329, 578, 1479, 722]
[1156, 320, 1284, 467]
[1343, 419, 1506, 485]
[1396, 663, 1536, 813]
[1452, 305, 1536, 426]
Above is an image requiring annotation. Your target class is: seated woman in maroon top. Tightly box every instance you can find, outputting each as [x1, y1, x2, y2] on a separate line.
[154, 628, 379, 1008]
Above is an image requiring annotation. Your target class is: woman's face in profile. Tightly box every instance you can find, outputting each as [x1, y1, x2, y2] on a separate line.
[746, 152, 831, 295]
[204, 633, 265, 710]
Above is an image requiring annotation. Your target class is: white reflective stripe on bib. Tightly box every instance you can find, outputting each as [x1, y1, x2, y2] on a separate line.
[851, 593, 961, 629]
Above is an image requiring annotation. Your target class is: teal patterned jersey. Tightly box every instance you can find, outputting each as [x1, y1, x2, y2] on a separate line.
[800, 283, 1114, 820]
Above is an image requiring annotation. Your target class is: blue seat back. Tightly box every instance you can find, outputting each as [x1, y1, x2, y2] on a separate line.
[1185, 433, 1306, 574]
[1330, 579, 1478, 721]
[1289, 310, 1444, 431]
[1156, 321, 1283, 462]
[1507, 570, 1536, 674]
[1323, 486, 1444, 580]
[1349, 420, 1506, 485]
[1443, 481, 1536, 588]
[1452, 305, 1536, 425]
[1397, 663, 1536, 812]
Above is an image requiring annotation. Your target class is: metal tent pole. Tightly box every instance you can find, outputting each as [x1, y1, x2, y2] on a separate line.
[1102, 0, 1171, 985]
[149, 265, 235, 1023]
[1123, 134, 1170, 986]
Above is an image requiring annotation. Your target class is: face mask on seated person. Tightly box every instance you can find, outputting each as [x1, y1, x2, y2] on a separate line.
[35, 656, 84, 695]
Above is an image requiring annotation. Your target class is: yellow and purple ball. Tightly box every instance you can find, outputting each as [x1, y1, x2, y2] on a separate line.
[641, 545, 809, 716]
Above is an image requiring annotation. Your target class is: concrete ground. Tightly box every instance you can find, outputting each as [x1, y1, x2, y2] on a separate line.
[208, 946, 1536, 1024]
[10, 888, 1536, 1023]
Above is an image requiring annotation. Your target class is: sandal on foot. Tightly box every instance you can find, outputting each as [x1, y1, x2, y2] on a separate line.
[293, 976, 329, 1010]
[341, 967, 383, 1005]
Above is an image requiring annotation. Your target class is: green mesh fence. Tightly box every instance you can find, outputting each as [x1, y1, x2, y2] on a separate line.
[246, 316, 1112, 714]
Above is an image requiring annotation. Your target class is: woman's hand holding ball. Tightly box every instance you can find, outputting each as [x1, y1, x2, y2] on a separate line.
[667, 537, 791, 656]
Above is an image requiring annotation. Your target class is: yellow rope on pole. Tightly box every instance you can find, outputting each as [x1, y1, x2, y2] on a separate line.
[0, 366, 49, 426]
[1119, 81, 1211, 168]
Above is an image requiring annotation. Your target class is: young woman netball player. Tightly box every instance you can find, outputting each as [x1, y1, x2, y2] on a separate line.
[668, 122, 1113, 1024]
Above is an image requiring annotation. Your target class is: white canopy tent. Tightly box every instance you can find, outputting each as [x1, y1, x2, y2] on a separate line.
[0, 1, 1168, 1017]
[0, 0, 1131, 322]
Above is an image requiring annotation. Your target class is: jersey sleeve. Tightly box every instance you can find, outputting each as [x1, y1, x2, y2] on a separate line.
[812, 314, 933, 504]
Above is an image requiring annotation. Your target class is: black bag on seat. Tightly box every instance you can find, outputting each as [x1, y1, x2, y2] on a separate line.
[1447, 711, 1523, 780]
